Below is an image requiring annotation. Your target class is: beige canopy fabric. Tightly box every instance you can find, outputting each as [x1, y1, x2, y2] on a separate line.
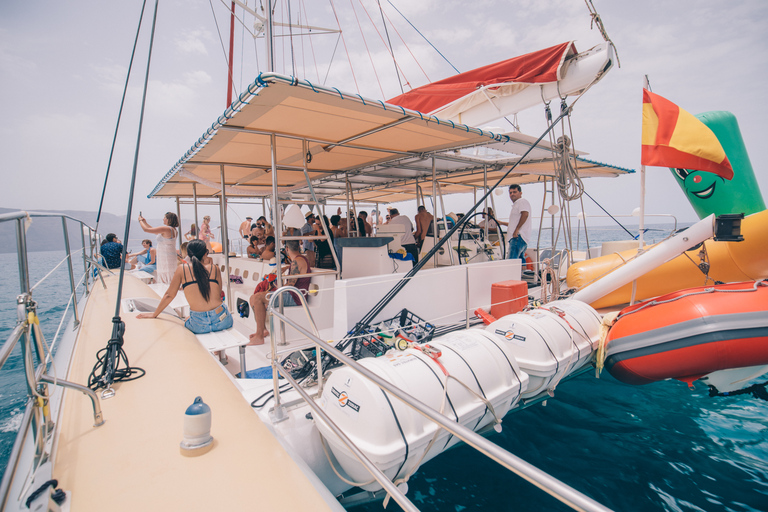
[149, 72, 632, 204]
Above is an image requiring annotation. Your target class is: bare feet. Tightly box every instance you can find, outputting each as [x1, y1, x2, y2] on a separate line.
[247, 330, 269, 346]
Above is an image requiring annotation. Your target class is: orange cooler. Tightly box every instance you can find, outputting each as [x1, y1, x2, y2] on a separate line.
[490, 280, 528, 318]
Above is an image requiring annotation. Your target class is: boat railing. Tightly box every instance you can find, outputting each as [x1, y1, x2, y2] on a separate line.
[266, 286, 612, 512]
[0, 211, 105, 510]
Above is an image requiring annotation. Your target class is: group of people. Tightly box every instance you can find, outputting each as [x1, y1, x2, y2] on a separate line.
[99, 211, 180, 285]
[183, 215, 215, 251]
[130, 183, 531, 348]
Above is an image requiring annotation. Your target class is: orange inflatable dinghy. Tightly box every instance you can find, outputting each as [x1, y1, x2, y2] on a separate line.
[604, 280, 768, 385]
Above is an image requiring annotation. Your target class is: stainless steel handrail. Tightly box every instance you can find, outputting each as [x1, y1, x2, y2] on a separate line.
[0, 324, 25, 373]
[268, 294, 612, 512]
[0, 210, 102, 510]
[274, 358, 418, 512]
[267, 286, 324, 421]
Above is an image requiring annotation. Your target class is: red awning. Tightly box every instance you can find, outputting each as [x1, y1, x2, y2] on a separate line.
[388, 41, 576, 114]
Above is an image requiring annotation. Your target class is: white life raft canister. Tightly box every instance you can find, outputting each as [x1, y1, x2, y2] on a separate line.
[316, 329, 528, 491]
[485, 299, 601, 399]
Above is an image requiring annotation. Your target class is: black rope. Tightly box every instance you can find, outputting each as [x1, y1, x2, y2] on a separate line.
[709, 380, 768, 401]
[582, 189, 636, 238]
[94, 0, 149, 234]
[25, 479, 65, 508]
[89, 0, 159, 391]
[88, 317, 146, 390]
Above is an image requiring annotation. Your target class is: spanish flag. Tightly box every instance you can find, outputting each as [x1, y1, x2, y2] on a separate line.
[641, 89, 733, 179]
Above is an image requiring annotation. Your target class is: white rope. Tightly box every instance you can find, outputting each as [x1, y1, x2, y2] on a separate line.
[553, 135, 585, 201]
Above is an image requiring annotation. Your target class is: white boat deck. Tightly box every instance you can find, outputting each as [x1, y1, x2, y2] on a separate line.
[54, 274, 341, 511]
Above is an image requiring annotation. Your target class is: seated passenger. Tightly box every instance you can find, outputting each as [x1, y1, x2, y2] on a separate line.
[246, 235, 260, 258]
[137, 239, 233, 335]
[100, 233, 123, 269]
[128, 239, 157, 274]
[315, 216, 336, 269]
[248, 240, 310, 345]
[260, 236, 276, 261]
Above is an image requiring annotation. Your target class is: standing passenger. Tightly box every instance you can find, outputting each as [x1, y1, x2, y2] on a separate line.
[498, 184, 531, 263]
[138, 212, 179, 284]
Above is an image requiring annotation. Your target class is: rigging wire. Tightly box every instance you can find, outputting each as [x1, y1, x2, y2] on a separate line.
[582, 190, 636, 238]
[377, 6, 427, 86]
[349, 0, 385, 99]
[328, 0, 360, 93]
[323, 34, 343, 86]
[386, 0, 459, 74]
[94, 0, 149, 235]
[356, 0, 411, 96]
[90, 0, 160, 392]
[300, 0, 322, 83]
[209, 0, 240, 100]
[377, 0, 403, 95]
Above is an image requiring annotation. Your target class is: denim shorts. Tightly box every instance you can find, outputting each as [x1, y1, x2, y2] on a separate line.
[508, 236, 528, 261]
[280, 293, 299, 307]
[185, 304, 234, 334]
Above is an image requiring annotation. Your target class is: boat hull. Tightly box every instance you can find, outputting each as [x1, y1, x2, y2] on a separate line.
[604, 281, 768, 385]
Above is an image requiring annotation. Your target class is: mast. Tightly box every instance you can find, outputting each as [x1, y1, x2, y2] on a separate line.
[264, 0, 275, 72]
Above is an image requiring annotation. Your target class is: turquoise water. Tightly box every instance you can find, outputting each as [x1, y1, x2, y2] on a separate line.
[2, 228, 767, 511]
[0, 250, 79, 479]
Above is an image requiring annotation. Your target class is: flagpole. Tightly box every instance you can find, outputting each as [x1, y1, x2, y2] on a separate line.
[639, 164, 645, 250]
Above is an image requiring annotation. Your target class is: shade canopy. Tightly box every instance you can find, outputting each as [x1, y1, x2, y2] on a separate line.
[388, 42, 575, 115]
[149, 72, 631, 205]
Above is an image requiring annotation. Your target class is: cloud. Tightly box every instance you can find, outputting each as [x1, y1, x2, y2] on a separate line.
[174, 29, 213, 55]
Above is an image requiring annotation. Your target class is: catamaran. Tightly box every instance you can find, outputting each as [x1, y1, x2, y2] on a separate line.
[2, 1, 766, 511]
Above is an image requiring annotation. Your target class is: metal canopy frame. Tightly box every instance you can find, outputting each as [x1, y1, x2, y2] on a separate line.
[148, 72, 632, 205]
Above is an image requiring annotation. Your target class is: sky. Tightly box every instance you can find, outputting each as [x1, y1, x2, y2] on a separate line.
[1, 0, 766, 238]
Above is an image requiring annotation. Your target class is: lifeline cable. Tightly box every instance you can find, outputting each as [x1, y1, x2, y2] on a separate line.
[582, 189, 636, 238]
[89, 0, 159, 391]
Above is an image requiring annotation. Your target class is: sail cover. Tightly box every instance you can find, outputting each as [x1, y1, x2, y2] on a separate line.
[388, 42, 576, 115]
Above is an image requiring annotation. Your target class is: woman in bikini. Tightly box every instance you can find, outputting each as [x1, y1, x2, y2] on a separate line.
[137, 239, 233, 334]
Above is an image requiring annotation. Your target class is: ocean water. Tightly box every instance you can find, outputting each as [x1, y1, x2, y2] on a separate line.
[1, 228, 767, 511]
[0, 250, 79, 481]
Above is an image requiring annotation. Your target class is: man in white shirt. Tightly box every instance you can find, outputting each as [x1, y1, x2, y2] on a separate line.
[388, 208, 418, 263]
[498, 184, 531, 263]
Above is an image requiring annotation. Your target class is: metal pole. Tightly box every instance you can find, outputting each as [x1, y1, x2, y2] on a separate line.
[176, 197, 182, 251]
[437, 183, 455, 265]
[193, 183, 199, 241]
[220, 165, 233, 311]
[302, 140, 340, 273]
[15, 218, 30, 295]
[269, 133, 287, 346]
[431, 157, 438, 267]
[265, 0, 275, 72]
[79, 221, 90, 296]
[61, 218, 80, 327]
